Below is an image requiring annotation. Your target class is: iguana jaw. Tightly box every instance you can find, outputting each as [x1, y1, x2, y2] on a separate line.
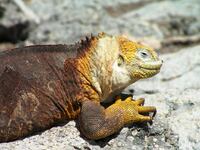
[136, 60, 163, 78]
[139, 60, 162, 71]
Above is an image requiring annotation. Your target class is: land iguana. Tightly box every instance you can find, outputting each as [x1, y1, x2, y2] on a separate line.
[0, 33, 162, 142]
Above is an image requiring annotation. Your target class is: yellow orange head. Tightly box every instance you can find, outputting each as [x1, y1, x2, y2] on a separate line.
[115, 36, 163, 80]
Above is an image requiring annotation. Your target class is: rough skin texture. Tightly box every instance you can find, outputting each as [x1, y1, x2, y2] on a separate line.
[0, 33, 162, 142]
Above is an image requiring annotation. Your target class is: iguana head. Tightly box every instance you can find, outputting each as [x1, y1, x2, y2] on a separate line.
[86, 33, 162, 99]
[116, 36, 162, 81]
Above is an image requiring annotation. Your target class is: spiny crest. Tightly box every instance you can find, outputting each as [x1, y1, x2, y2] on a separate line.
[78, 33, 95, 47]
[78, 32, 111, 46]
[75, 32, 112, 50]
[97, 32, 111, 38]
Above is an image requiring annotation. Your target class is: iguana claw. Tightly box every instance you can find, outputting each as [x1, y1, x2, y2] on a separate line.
[114, 96, 156, 123]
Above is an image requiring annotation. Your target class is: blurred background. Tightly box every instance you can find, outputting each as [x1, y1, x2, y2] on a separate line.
[0, 0, 200, 53]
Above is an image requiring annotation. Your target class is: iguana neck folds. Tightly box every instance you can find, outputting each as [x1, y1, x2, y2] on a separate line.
[88, 36, 131, 102]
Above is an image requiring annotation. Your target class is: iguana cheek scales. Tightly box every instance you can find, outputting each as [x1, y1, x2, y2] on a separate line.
[0, 33, 162, 142]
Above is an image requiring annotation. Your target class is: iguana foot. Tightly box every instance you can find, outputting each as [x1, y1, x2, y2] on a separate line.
[114, 96, 156, 124]
[79, 97, 156, 140]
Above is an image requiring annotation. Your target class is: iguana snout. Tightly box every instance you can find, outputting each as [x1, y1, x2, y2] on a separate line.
[136, 48, 163, 78]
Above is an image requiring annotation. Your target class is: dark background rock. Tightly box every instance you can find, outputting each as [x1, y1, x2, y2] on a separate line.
[0, 0, 200, 51]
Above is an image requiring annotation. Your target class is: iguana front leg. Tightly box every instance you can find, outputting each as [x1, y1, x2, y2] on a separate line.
[78, 97, 156, 140]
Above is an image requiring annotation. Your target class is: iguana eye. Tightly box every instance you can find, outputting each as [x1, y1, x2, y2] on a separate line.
[137, 49, 151, 60]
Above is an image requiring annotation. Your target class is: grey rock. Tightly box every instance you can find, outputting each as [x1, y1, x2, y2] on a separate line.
[2, 0, 200, 44]
[28, 0, 200, 43]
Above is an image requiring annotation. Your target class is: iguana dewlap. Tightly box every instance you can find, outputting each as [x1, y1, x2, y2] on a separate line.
[0, 33, 162, 142]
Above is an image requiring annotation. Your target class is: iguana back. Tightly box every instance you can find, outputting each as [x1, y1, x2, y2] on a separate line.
[0, 45, 80, 142]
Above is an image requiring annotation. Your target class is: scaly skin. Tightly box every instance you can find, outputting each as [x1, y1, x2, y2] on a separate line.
[0, 33, 162, 142]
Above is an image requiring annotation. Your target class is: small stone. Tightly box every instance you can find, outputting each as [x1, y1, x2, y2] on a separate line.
[153, 138, 158, 142]
[127, 136, 134, 141]
[117, 142, 123, 147]
[121, 128, 129, 134]
[131, 130, 138, 136]
[131, 145, 137, 150]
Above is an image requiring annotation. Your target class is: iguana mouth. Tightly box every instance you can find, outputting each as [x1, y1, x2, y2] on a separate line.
[139, 60, 163, 70]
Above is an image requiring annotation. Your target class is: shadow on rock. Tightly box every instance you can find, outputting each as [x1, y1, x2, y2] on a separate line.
[0, 21, 30, 43]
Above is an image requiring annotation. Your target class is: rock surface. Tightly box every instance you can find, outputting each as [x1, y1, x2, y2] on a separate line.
[0, 44, 199, 150]
[1, 0, 200, 46]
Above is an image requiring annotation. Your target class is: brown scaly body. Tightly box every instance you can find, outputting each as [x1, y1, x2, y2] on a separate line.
[0, 33, 162, 142]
